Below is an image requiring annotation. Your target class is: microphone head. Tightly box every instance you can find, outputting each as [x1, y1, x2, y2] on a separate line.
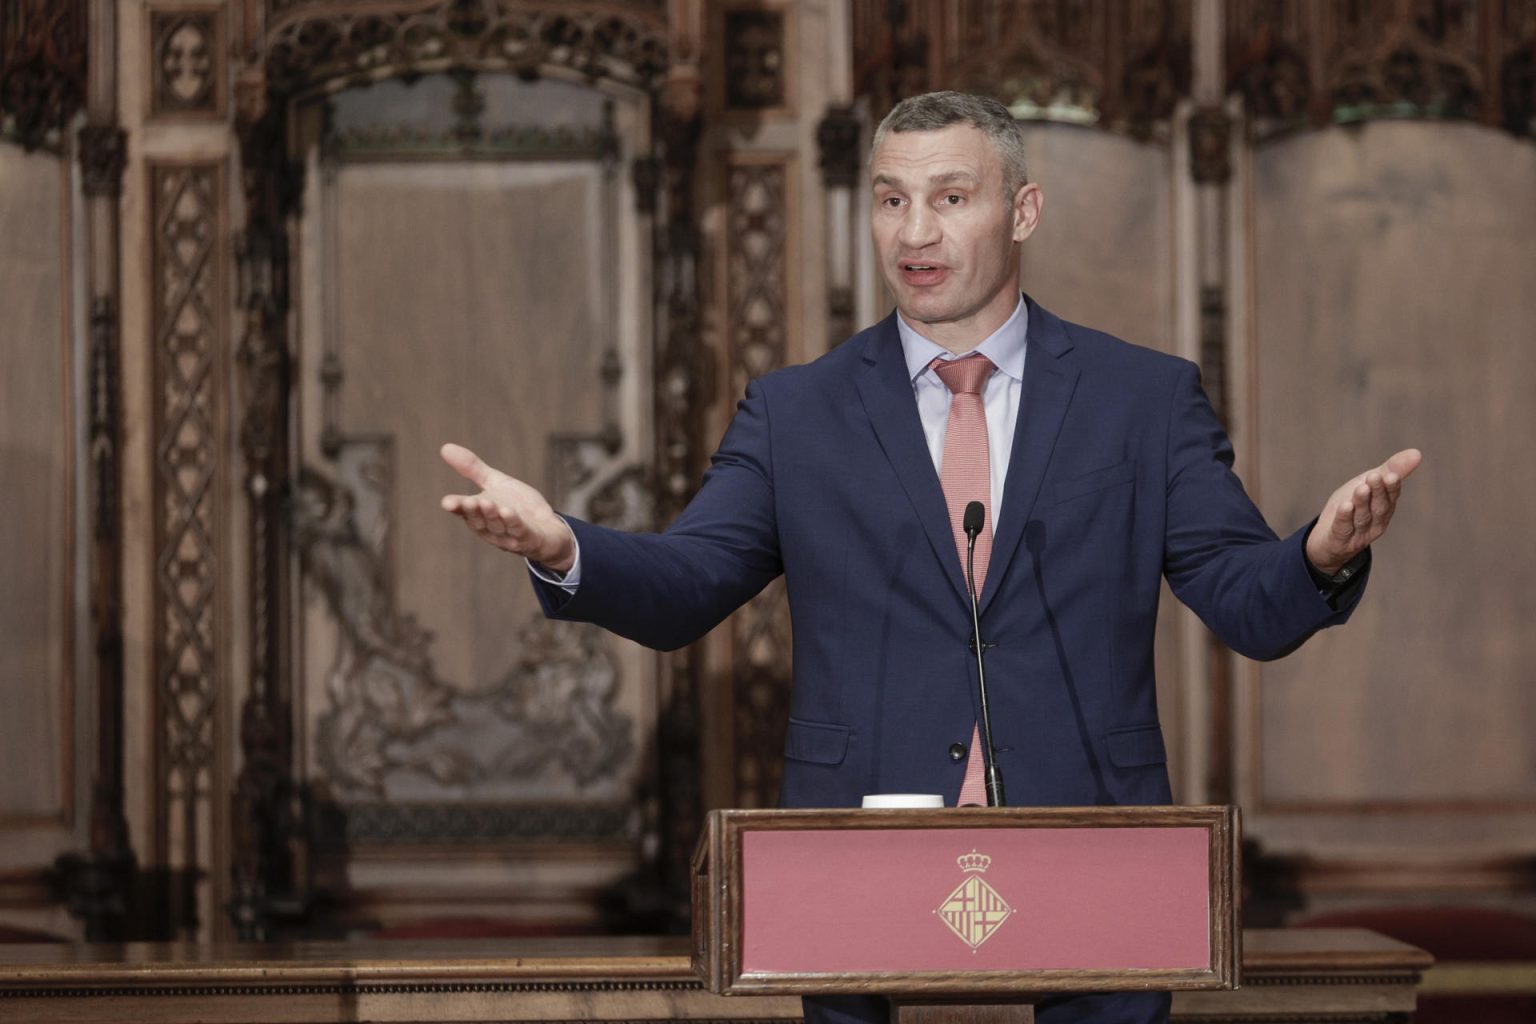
[963, 501, 986, 536]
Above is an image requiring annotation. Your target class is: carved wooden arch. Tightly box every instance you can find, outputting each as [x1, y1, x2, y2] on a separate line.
[230, 0, 708, 938]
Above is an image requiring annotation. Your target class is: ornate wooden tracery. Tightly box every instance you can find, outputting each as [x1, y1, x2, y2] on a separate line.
[230, 0, 706, 937]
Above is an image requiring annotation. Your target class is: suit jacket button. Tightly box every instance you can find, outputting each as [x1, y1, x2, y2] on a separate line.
[948, 743, 967, 762]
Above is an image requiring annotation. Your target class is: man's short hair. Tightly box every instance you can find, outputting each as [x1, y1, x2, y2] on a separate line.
[871, 91, 1030, 197]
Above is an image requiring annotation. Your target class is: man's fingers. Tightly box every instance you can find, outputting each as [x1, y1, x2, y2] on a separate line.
[1351, 484, 1372, 533]
[441, 442, 495, 488]
[1382, 448, 1422, 481]
[1331, 500, 1356, 541]
[1366, 471, 1390, 521]
[462, 497, 489, 534]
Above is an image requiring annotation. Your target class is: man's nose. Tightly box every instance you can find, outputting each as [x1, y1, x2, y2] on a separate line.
[897, 202, 941, 249]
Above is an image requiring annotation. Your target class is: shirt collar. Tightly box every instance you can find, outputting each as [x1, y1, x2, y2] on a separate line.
[897, 293, 1029, 384]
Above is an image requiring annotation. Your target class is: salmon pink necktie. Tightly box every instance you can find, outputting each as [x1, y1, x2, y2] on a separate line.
[931, 353, 995, 807]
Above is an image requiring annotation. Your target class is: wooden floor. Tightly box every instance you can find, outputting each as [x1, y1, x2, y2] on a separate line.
[0, 928, 1430, 1022]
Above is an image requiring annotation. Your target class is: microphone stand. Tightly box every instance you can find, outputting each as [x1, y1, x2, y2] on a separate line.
[965, 505, 1006, 807]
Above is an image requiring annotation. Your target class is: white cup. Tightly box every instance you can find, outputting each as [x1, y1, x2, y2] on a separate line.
[861, 793, 944, 809]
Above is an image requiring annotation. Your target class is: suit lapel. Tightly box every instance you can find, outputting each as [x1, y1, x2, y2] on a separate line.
[853, 316, 972, 608]
[981, 300, 1080, 616]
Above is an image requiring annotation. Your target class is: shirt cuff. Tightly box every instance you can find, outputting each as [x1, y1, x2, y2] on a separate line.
[525, 520, 581, 591]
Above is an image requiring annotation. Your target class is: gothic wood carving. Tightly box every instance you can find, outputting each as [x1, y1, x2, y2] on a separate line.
[651, 66, 706, 920]
[54, 294, 136, 942]
[234, 0, 695, 934]
[149, 6, 223, 119]
[1188, 105, 1232, 185]
[855, 1, 1193, 140]
[150, 162, 226, 937]
[724, 159, 792, 808]
[721, 5, 786, 111]
[1226, 0, 1536, 140]
[295, 448, 635, 800]
[816, 104, 861, 190]
[231, 91, 301, 940]
[0, 0, 87, 151]
[262, 0, 669, 99]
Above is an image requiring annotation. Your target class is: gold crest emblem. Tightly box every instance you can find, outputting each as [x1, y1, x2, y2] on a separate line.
[936, 850, 1012, 950]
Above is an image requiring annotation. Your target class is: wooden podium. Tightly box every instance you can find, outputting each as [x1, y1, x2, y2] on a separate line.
[692, 806, 1240, 1024]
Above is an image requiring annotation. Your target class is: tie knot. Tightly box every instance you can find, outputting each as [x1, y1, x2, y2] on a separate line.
[931, 352, 995, 396]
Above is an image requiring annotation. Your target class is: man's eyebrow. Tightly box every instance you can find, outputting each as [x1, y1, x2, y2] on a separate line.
[929, 170, 980, 186]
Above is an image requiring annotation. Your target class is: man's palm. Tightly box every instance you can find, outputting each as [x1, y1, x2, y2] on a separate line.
[439, 443, 576, 572]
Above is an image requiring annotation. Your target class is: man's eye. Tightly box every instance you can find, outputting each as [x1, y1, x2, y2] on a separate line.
[941, 194, 964, 205]
[881, 196, 905, 208]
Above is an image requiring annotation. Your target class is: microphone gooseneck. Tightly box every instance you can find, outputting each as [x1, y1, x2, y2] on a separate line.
[963, 500, 1006, 808]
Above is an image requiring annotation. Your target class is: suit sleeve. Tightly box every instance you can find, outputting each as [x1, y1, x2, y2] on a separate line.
[1162, 361, 1366, 660]
[529, 377, 784, 651]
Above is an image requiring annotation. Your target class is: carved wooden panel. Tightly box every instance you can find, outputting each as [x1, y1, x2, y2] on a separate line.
[150, 162, 227, 935]
[286, 74, 659, 926]
[148, 5, 224, 119]
[1227, 0, 1536, 139]
[723, 157, 794, 809]
[1245, 122, 1536, 830]
[0, 0, 86, 150]
[711, 1, 793, 118]
[853, 0, 1193, 139]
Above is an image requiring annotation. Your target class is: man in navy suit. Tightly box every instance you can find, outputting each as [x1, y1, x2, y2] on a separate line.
[442, 92, 1419, 1024]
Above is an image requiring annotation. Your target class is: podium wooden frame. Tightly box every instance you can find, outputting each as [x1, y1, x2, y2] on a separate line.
[691, 805, 1240, 1002]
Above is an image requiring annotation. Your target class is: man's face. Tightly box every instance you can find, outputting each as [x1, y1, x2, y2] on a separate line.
[870, 123, 1041, 351]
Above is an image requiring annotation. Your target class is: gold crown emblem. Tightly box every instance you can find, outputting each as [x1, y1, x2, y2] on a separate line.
[957, 850, 991, 873]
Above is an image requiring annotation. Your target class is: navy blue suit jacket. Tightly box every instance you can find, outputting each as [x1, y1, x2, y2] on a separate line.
[536, 296, 1362, 808]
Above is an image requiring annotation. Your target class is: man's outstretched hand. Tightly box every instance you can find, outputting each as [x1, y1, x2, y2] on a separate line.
[1305, 448, 1422, 576]
[439, 443, 577, 573]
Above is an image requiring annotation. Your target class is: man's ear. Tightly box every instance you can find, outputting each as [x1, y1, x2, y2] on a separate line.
[1012, 182, 1044, 243]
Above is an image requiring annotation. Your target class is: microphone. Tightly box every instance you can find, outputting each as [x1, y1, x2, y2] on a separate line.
[963, 501, 1006, 807]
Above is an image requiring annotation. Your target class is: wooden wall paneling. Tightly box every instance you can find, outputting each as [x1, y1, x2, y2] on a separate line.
[0, 143, 78, 939]
[285, 72, 663, 932]
[721, 153, 796, 811]
[1219, 0, 1536, 917]
[231, 0, 689, 935]
[1239, 120, 1536, 857]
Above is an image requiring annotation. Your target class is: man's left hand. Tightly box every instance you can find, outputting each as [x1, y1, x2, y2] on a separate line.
[1306, 448, 1423, 576]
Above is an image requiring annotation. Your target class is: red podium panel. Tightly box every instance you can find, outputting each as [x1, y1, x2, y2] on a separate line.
[693, 806, 1239, 998]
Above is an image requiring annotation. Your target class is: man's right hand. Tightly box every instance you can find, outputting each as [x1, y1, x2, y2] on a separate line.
[439, 443, 576, 573]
